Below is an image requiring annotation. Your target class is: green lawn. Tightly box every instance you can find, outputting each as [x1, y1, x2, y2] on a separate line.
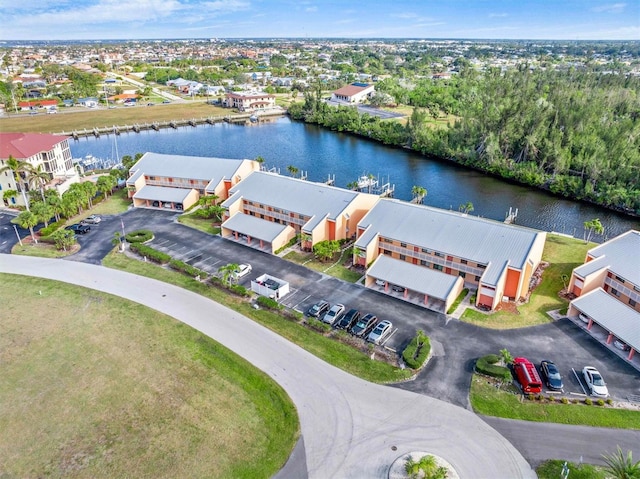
[283, 249, 362, 283]
[87, 188, 132, 216]
[470, 374, 640, 429]
[177, 213, 221, 235]
[11, 240, 78, 258]
[103, 250, 412, 383]
[537, 460, 606, 479]
[0, 273, 298, 479]
[460, 234, 594, 328]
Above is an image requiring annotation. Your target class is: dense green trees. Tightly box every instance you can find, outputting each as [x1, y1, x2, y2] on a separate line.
[291, 68, 640, 215]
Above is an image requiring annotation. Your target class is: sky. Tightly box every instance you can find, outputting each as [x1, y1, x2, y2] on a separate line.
[0, 0, 638, 41]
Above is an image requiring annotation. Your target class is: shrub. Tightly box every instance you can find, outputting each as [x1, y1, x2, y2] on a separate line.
[536, 394, 543, 401]
[547, 396, 555, 403]
[257, 296, 282, 310]
[584, 398, 593, 406]
[527, 394, 535, 401]
[125, 229, 153, 243]
[274, 234, 300, 255]
[228, 284, 250, 297]
[596, 399, 605, 407]
[475, 354, 512, 381]
[39, 220, 65, 237]
[305, 317, 331, 334]
[129, 243, 170, 264]
[169, 259, 207, 279]
[572, 399, 579, 404]
[561, 397, 569, 404]
[606, 398, 613, 405]
[402, 331, 431, 369]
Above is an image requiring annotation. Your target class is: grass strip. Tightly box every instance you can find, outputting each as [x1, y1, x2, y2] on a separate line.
[103, 250, 413, 383]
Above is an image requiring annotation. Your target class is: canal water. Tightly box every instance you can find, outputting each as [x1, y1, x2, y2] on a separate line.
[70, 116, 639, 241]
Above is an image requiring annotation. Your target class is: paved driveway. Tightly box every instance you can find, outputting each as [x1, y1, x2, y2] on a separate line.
[0, 210, 31, 254]
[0, 255, 536, 479]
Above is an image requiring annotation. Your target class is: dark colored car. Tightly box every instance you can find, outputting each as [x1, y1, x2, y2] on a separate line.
[306, 300, 330, 318]
[350, 313, 378, 337]
[65, 223, 90, 234]
[391, 284, 406, 293]
[540, 360, 563, 390]
[336, 308, 360, 330]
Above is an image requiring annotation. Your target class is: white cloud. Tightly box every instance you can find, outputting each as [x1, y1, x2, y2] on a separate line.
[590, 3, 626, 13]
[489, 13, 508, 18]
[391, 12, 417, 19]
[305, 6, 317, 12]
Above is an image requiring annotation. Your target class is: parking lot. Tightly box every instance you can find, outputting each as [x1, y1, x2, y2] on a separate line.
[63, 207, 640, 410]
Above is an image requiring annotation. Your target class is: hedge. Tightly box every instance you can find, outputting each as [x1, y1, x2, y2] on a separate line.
[125, 230, 153, 243]
[129, 243, 171, 264]
[402, 331, 431, 369]
[257, 296, 282, 310]
[39, 221, 65, 237]
[475, 354, 513, 381]
[169, 259, 208, 279]
[305, 317, 331, 334]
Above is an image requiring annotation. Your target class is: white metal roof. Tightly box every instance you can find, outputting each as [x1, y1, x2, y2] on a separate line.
[222, 213, 293, 242]
[128, 152, 252, 183]
[574, 255, 609, 278]
[571, 287, 640, 352]
[356, 199, 544, 273]
[367, 255, 462, 300]
[223, 171, 374, 224]
[585, 230, 640, 286]
[132, 185, 192, 203]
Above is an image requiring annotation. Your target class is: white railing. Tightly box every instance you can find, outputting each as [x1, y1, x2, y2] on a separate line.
[381, 243, 485, 276]
[243, 204, 307, 226]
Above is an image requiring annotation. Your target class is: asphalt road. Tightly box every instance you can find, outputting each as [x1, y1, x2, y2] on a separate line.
[0, 210, 30, 254]
[0, 255, 537, 479]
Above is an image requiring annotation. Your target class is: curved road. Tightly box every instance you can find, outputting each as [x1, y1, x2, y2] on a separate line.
[0, 254, 536, 479]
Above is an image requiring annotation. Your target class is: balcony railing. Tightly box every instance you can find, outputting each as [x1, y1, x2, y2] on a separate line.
[381, 243, 485, 276]
[243, 204, 307, 226]
[604, 276, 640, 304]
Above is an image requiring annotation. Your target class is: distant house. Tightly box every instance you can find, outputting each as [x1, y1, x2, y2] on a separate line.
[77, 97, 99, 108]
[330, 82, 375, 104]
[18, 99, 58, 111]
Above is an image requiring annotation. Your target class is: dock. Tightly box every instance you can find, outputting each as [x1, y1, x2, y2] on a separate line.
[60, 111, 284, 139]
[504, 207, 518, 224]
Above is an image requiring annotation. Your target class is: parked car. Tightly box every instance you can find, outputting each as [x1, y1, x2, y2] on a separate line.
[367, 320, 393, 344]
[322, 303, 345, 325]
[350, 314, 377, 337]
[391, 284, 405, 293]
[152, 201, 160, 207]
[233, 263, 252, 279]
[162, 100, 171, 104]
[306, 300, 330, 318]
[582, 366, 609, 398]
[82, 214, 102, 224]
[613, 339, 630, 351]
[539, 360, 563, 390]
[65, 223, 90, 234]
[375, 278, 386, 287]
[336, 308, 360, 330]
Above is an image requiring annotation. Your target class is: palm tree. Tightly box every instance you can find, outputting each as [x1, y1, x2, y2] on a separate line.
[45, 189, 63, 222]
[30, 201, 54, 228]
[81, 181, 98, 208]
[28, 164, 51, 202]
[0, 156, 32, 210]
[287, 165, 299, 178]
[254, 156, 265, 170]
[602, 447, 640, 479]
[96, 175, 117, 198]
[218, 263, 239, 286]
[584, 218, 604, 244]
[2, 189, 18, 207]
[13, 210, 39, 244]
[346, 181, 359, 191]
[459, 201, 474, 214]
[411, 185, 427, 204]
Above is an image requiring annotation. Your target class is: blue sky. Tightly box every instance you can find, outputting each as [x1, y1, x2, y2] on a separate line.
[0, 0, 638, 41]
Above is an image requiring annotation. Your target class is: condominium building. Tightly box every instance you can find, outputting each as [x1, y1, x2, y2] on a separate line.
[223, 91, 276, 111]
[221, 171, 378, 254]
[0, 132, 77, 206]
[353, 199, 547, 313]
[126, 152, 259, 210]
[568, 230, 640, 362]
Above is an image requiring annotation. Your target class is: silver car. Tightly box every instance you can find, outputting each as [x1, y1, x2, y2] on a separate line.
[367, 320, 393, 344]
[322, 303, 345, 325]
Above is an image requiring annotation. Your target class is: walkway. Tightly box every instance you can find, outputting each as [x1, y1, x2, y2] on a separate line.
[0, 254, 536, 479]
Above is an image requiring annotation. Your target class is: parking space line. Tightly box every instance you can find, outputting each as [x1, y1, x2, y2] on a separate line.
[572, 368, 588, 396]
[289, 292, 310, 311]
[381, 328, 398, 347]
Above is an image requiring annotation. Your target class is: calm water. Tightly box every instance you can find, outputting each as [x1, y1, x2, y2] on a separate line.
[70, 117, 639, 241]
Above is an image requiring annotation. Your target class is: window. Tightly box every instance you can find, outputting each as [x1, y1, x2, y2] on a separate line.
[383, 249, 391, 255]
[399, 254, 406, 261]
[400, 242, 407, 248]
[461, 259, 468, 265]
[615, 275, 625, 283]
[459, 272, 466, 278]
[434, 264, 443, 271]
[475, 275, 481, 282]
[611, 288, 620, 297]
[422, 247, 430, 253]
[434, 251, 444, 258]
[629, 299, 637, 307]
[420, 260, 427, 266]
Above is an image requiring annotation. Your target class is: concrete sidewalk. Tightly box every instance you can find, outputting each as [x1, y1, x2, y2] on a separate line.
[0, 255, 536, 479]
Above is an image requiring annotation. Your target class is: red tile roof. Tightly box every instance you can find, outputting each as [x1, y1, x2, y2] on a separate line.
[0, 133, 69, 160]
[332, 84, 372, 97]
[18, 99, 58, 107]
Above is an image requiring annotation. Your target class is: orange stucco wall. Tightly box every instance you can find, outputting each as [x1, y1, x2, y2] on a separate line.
[504, 268, 521, 298]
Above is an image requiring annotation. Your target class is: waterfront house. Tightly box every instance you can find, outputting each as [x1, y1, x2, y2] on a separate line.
[330, 82, 375, 104]
[0, 132, 78, 206]
[18, 99, 58, 111]
[126, 152, 259, 210]
[567, 230, 640, 363]
[223, 91, 276, 111]
[353, 199, 547, 313]
[221, 171, 378, 254]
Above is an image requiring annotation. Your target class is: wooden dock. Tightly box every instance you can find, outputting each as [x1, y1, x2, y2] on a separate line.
[59, 111, 284, 139]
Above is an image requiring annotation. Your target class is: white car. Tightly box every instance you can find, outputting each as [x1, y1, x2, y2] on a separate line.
[82, 214, 102, 224]
[367, 320, 393, 344]
[582, 366, 609, 398]
[322, 303, 345, 325]
[234, 263, 252, 279]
